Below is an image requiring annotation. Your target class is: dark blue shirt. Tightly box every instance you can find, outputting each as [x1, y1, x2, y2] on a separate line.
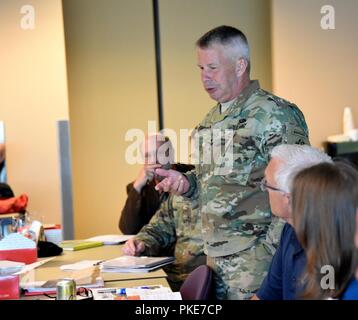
[257, 223, 306, 300]
[342, 279, 358, 300]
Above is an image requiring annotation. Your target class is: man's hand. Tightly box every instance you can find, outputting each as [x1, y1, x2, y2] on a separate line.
[133, 164, 162, 193]
[122, 238, 145, 256]
[154, 169, 190, 195]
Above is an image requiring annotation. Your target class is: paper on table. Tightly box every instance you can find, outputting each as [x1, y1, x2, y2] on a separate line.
[86, 234, 135, 245]
[0, 233, 36, 250]
[60, 260, 102, 271]
[90, 285, 180, 300]
[0, 260, 25, 276]
[139, 291, 182, 300]
[125, 286, 172, 296]
[14, 257, 56, 275]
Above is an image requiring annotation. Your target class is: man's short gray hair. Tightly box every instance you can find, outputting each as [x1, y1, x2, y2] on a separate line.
[196, 25, 250, 67]
[271, 144, 333, 193]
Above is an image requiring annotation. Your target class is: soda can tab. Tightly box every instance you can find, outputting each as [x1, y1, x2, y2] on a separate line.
[56, 278, 76, 300]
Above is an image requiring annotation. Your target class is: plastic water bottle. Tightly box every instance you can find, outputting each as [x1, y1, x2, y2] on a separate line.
[343, 107, 355, 135]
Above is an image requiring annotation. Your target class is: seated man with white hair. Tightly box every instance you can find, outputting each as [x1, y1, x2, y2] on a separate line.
[252, 144, 332, 300]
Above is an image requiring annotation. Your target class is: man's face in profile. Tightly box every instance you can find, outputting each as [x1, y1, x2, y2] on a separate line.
[143, 137, 172, 169]
[197, 44, 241, 103]
[264, 158, 291, 223]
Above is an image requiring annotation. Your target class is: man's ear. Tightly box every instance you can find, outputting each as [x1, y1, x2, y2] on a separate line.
[236, 58, 248, 77]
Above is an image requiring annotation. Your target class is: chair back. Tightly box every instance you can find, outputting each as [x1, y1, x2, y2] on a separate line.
[180, 265, 213, 300]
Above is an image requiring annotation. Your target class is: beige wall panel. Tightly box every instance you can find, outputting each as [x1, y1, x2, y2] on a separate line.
[272, 0, 358, 148]
[0, 0, 69, 224]
[63, 0, 157, 238]
[160, 0, 272, 161]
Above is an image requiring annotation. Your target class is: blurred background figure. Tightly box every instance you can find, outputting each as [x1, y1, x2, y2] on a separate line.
[0, 182, 29, 239]
[0, 143, 6, 182]
[0, 183, 28, 214]
[119, 133, 193, 234]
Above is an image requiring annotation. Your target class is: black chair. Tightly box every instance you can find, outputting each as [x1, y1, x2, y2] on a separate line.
[180, 265, 213, 300]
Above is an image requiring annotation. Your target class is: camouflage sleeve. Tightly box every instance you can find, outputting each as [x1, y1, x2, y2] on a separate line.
[135, 195, 177, 256]
[259, 103, 310, 162]
[182, 169, 198, 199]
[261, 216, 286, 255]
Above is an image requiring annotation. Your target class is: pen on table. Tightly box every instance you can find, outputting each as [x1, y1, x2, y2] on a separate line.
[94, 260, 104, 266]
[93, 288, 126, 295]
[96, 286, 156, 295]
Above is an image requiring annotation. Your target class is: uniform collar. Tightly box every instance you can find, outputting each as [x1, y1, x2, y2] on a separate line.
[198, 80, 260, 128]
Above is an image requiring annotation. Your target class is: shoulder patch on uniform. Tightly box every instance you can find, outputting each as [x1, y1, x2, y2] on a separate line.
[284, 123, 310, 145]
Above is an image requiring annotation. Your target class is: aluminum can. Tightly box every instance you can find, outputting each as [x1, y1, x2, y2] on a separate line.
[56, 278, 76, 300]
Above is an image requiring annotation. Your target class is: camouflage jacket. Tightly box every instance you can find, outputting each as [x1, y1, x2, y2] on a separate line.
[184, 80, 309, 257]
[135, 194, 206, 286]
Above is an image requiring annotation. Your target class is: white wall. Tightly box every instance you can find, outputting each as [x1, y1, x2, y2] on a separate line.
[272, 0, 358, 147]
[63, 0, 158, 238]
[0, 0, 69, 223]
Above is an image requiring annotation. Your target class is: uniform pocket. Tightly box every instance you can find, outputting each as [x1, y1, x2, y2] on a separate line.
[212, 126, 257, 183]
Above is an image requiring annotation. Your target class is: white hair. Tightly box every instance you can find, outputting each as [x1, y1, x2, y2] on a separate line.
[271, 144, 333, 193]
[224, 37, 250, 63]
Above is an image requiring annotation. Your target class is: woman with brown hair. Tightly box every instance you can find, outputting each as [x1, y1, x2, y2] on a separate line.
[292, 161, 358, 299]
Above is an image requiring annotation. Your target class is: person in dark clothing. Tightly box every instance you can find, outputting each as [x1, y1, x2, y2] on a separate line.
[119, 134, 194, 234]
[0, 143, 6, 182]
[0, 182, 28, 214]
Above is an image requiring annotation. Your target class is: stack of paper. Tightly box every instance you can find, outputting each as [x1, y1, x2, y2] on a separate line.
[0, 233, 37, 264]
[91, 285, 181, 300]
[0, 260, 25, 276]
[101, 256, 175, 273]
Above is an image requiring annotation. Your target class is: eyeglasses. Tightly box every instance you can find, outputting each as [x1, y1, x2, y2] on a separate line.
[259, 178, 286, 193]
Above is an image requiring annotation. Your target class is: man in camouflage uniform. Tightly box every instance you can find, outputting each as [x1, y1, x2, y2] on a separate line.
[155, 25, 309, 299]
[122, 193, 206, 292]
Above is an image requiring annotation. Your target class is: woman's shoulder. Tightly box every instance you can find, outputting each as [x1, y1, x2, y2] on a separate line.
[342, 278, 358, 300]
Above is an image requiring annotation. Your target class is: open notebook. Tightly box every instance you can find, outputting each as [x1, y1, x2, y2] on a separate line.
[101, 256, 175, 273]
